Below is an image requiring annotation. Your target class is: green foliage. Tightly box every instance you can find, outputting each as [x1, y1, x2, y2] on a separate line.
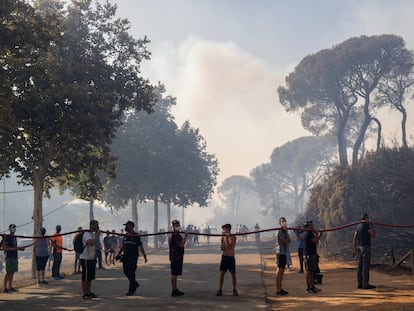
[306, 148, 414, 258]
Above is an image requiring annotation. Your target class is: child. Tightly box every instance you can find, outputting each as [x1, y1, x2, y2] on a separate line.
[216, 223, 238, 296]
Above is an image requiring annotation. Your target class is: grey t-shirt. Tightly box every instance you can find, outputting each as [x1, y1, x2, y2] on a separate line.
[276, 230, 288, 255]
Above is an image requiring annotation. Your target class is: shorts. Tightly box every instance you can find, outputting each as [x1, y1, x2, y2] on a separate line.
[170, 260, 183, 276]
[6, 258, 18, 273]
[75, 252, 81, 260]
[276, 254, 287, 269]
[36, 256, 49, 271]
[305, 254, 318, 273]
[219, 255, 236, 273]
[80, 259, 96, 281]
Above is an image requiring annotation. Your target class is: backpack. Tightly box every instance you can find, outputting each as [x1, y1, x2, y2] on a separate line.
[73, 232, 84, 253]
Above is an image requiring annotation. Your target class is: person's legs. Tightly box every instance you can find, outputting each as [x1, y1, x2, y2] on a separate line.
[231, 272, 237, 290]
[357, 247, 363, 287]
[361, 247, 372, 287]
[276, 267, 285, 291]
[171, 275, 177, 291]
[218, 271, 225, 290]
[298, 248, 304, 272]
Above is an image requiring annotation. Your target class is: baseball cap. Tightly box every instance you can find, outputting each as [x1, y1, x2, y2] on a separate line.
[123, 220, 135, 227]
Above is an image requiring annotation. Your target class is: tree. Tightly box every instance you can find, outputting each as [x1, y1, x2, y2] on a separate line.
[251, 136, 336, 217]
[376, 61, 414, 148]
[104, 88, 218, 247]
[278, 34, 413, 166]
[0, 0, 155, 242]
[218, 175, 254, 216]
[104, 85, 177, 234]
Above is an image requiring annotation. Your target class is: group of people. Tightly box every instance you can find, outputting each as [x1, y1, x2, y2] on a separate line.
[0, 223, 69, 293]
[1, 213, 376, 299]
[275, 212, 376, 296]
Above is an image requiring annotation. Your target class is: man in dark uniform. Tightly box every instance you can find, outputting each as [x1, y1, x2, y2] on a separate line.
[169, 219, 188, 297]
[303, 220, 322, 294]
[116, 221, 147, 296]
[353, 213, 376, 289]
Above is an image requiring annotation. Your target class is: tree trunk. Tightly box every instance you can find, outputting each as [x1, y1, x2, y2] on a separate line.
[131, 196, 138, 229]
[166, 201, 171, 230]
[32, 169, 45, 278]
[89, 200, 94, 221]
[371, 117, 382, 151]
[337, 117, 349, 167]
[153, 197, 158, 248]
[352, 98, 372, 165]
[401, 107, 408, 148]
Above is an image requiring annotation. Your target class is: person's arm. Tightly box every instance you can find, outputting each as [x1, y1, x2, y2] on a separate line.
[178, 231, 189, 247]
[138, 245, 147, 263]
[2, 238, 25, 251]
[368, 225, 376, 239]
[311, 230, 322, 245]
[86, 230, 101, 246]
[352, 230, 358, 256]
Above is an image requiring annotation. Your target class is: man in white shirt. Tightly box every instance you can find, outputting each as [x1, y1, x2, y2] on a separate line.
[80, 220, 101, 299]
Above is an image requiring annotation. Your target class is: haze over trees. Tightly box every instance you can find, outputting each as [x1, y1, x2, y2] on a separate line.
[103, 85, 218, 246]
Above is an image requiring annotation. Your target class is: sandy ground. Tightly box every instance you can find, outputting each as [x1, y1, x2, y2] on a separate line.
[1, 240, 414, 311]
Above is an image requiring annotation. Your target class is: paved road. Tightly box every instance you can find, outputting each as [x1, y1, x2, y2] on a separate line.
[0, 242, 269, 311]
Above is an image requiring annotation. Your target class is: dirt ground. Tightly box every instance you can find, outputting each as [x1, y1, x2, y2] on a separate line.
[1, 240, 414, 310]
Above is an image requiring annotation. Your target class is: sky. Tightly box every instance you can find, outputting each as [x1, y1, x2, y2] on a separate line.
[109, 0, 414, 186]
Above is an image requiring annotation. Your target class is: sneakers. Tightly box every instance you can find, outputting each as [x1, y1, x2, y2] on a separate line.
[233, 289, 238, 296]
[276, 289, 289, 296]
[2, 289, 11, 293]
[362, 284, 376, 289]
[82, 292, 98, 299]
[10, 288, 18, 292]
[306, 287, 321, 294]
[41, 280, 48, 284]
[216, 289, 222, 296]
[171, 289, 184, 297]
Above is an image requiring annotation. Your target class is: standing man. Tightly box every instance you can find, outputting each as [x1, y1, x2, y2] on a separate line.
[304, 220, 322, 293]
[73, 226, 82, 274]
[50, 225, 64, 280]
[353, 213, 376, 289]
[295, 225, 305, 273]
[168, 219, 188, 297]
[275, 217, 290, 296]
[116, 221, 147, 296]
[80, 219, 101, 299]
[216, 223, 238, 296]
[2, 224, 26, 293]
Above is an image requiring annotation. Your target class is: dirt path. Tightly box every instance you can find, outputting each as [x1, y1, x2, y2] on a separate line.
[1, 241, 414, 310]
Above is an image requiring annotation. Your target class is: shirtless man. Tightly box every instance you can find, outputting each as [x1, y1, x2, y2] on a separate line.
[216, 223, 238, 296]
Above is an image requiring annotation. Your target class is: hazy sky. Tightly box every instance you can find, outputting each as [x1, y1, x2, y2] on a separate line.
[109, 0, 414, 185]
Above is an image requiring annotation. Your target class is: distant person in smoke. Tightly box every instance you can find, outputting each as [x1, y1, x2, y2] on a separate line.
[353, 213, 376, 289]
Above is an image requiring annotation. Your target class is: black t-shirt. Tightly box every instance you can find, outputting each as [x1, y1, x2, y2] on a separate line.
[122, 232, 142, 259]
[356, 222, 371, 247]
[169, 232, 184, 262]
[4, 235, 18, 259]
[304, 231, 317, 256]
